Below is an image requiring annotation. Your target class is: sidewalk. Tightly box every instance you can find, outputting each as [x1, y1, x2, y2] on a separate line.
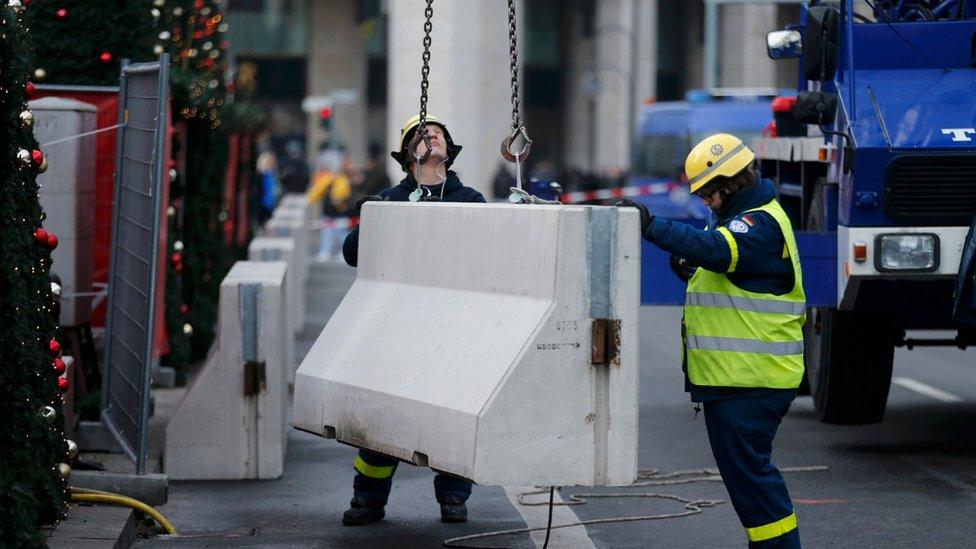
[131, 261, 533, 548]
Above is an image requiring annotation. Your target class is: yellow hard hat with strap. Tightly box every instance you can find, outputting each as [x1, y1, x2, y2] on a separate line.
[391, 114, 463, 172]
[685, 133, 755, 194]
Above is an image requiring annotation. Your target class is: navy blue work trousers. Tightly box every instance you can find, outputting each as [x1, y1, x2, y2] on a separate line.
[703, 390, 801, 548]
[353, 448, 473, 505]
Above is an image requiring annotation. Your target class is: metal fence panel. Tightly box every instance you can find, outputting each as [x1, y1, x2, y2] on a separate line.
[101, 55, 169, 474]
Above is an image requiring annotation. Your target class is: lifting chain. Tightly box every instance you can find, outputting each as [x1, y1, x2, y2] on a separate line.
[408, 0, 435, 167]
[501, 0, 533, 195]
[506, 0, 522, 132]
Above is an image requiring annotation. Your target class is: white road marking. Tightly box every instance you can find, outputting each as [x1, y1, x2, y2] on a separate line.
[892, 377, 963, 403]
[504, 486, 597, 549]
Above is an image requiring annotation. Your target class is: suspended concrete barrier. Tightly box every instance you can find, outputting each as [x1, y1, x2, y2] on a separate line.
[293, 203, 640, 486]
[165, 261, 289, 480]
[248, 237, 297, 383]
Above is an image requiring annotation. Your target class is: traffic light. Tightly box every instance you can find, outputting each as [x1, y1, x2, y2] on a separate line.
[319, 106, 334, 131]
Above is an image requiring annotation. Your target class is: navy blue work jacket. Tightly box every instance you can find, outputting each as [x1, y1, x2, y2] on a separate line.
[341, 171, 486, 267]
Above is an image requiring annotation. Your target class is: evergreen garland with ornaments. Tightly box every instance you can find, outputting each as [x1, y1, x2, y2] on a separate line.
[154, 0, 234, 365]
[0, 1, 74, 545]
[23, 0, 155, 86]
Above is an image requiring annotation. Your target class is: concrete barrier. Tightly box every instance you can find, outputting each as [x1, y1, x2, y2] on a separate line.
[263, 215, 311, 333]
[293, 203, 640, 487]
[165, 261, 289, 480]
[248, 237, 298, 380]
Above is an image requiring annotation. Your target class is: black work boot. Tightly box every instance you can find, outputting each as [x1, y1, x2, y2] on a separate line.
[342, 496, 385, 526]
[440, 495, 468, 523]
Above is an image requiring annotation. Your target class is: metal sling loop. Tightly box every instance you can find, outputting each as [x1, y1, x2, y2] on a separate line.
[501, 0, 533, 195]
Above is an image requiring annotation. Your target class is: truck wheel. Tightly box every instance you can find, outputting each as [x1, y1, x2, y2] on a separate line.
[804, 307, 894, 424]
[802, 177, 893, 423]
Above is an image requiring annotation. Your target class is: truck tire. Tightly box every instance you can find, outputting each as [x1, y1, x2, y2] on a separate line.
[804, 308, 894, 425]
[802, 178, 893, 424]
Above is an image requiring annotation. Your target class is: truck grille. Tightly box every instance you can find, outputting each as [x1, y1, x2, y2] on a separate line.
[885, 155, 976, 226]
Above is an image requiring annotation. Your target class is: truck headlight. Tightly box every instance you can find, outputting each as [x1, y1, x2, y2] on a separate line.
[875, 233, 939, 272]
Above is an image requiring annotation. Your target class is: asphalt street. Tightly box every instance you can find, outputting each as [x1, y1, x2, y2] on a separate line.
[137, 261, 976, 548]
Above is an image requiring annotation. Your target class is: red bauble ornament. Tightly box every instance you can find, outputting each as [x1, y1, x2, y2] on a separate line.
[49, 339, 61, 356]
[57, 377, 69, 393]
[53, 358, 66, 375]
[179, 304, 189, 315]
[174, 262, 184, 273]
[55, 8, 68, 20]
[170, 252, 183, 266]
[33, 227, 49, 245]
[99, 52, 113, 64]
[25, 81, 36, 98]
[31, 149, 44, 167]
[46, 232, 59, 250]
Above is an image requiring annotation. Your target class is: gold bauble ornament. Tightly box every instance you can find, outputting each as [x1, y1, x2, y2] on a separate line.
[58, 463, 71, 480]
[66, 439, 79, 460]
[34, 68, 47, 81]
[38, 157, 49, 174]
[182, 323, 193, 335]
[17, 148, 31, 166]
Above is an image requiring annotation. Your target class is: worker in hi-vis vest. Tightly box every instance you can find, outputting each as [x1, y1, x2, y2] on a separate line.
[340, 114, 485, 526]
[619, 134, 804, 548]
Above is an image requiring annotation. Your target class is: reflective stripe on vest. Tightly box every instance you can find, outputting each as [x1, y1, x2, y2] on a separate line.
[684, 199, 805, 389]
[746, 512, 798, 542]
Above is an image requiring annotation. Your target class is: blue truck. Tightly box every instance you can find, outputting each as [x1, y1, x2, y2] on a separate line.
[756, 0, 976, 424]
[631, 91, 775, 220]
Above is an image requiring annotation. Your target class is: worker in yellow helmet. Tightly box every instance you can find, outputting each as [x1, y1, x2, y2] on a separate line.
[340, 114, 484, 526]
[341, 114, 483, 267]
[619, 134, 804, 548]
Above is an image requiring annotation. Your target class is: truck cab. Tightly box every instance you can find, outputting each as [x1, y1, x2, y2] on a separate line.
[760, 0, 976, 424]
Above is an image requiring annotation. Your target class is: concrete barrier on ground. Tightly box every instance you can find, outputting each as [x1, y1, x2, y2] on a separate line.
[248, 237, 298, 380]
[293, 203, 640, 487]
[165, 261, 289, 480]
[265, 215, 308, 326]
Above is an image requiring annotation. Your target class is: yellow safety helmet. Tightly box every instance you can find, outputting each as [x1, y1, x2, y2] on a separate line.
[391, 114, 463, 172]
[685, 133, 755, 194]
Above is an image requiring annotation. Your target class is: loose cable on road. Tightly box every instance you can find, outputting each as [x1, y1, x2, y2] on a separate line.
[70, 487, 178, 535]
[443, 466, 828, 549]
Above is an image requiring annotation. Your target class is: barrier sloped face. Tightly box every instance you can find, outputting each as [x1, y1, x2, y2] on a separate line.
[293, 203, 640, 487]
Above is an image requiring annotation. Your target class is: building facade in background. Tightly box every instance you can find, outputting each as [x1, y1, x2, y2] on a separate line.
[226, 0, 801, 196]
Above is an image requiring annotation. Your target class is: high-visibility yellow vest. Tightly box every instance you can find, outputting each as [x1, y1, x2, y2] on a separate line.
[683, 199, 805, 389]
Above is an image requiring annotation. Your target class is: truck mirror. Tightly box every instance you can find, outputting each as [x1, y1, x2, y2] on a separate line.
[793, 91, 838, 125]
[767, 30, 802, 59]
[804, 6, 839, 81]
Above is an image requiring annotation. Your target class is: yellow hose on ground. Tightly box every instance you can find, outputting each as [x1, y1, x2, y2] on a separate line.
[69, 487, 178, 535]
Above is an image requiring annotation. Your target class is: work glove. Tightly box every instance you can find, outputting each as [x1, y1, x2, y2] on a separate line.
[669, 254, 699, 282]
[615, 198, 653, 234]
[355, 195, 385, 216]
